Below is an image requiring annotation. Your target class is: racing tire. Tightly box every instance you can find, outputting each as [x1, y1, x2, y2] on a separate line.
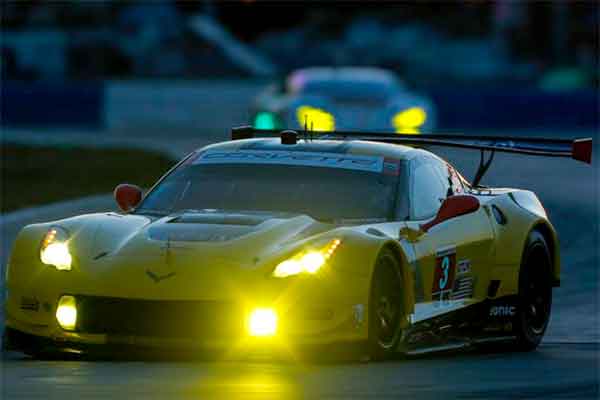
[512, 230, 553, 351]
[367, 248, 404, 360]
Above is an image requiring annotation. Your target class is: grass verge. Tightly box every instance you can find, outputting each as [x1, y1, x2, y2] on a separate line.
[1, 143, 175, 213]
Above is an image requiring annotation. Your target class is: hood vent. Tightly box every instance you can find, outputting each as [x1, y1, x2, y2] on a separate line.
[168, 213, 267, 226]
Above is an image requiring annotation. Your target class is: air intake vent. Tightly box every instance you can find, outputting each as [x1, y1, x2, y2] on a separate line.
[20, 297, 39, 311]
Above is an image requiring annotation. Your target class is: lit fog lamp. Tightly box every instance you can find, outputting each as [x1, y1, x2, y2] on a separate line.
[248, 308, 277, 337]
[56, 295, 77, 330]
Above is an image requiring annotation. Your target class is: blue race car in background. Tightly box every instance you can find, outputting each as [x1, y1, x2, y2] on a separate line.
[251, 67, 436, 134]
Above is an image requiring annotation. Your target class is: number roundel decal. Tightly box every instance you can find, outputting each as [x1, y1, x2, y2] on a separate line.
[439, 256, 450, 289]
[432, 248, 457, 302]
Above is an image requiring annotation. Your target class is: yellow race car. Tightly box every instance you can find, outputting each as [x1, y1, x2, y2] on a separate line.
[4, 127, 592, 360]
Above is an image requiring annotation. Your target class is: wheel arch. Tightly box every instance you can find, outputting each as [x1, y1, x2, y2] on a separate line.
[377, 240, 416, 326]
[487, 191, 560, 288]
[528, 222, 560, 287]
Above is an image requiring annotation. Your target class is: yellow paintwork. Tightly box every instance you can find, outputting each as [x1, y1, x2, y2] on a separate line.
[4, 140, 560, 354]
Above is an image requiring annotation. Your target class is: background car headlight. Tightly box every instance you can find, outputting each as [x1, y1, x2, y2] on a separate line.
[273, 239, 340, 278]
[56, 295, 77, 330]
[296, 105, 335, 131]
[40, 227, 72, 271]
[392, 106, 427, 134]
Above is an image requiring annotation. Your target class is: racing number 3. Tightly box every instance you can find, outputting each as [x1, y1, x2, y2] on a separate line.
[432, 249, 456, 302]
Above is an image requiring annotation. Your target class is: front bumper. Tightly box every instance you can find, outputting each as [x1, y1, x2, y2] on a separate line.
[3, 326, 367, 361]
[4, 288, 368, 358]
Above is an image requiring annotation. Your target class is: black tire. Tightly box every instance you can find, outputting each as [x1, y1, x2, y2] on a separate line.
[512, 230, 553, 351]
[367, 248, 404, 360]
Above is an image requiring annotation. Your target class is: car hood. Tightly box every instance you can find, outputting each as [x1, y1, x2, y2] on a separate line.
[39, 210, 336, 300]
[89, 210, 330, 255]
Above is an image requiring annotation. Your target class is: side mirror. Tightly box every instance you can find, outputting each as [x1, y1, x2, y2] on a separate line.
[420, 195, 480, 232]
[114, 184, 142, 212]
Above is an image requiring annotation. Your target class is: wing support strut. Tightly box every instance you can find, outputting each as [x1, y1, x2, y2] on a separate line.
[472, 149, 495, 188]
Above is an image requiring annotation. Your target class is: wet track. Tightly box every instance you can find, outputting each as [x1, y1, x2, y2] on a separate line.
[1, 129, 598, 399]
[2, 344, 598, 399]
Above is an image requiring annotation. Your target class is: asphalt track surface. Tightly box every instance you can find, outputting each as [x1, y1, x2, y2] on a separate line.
[1, 128, 598, 399]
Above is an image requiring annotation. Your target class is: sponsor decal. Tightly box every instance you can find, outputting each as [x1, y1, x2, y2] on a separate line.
[450, 259, 473, 300]
[489, 305, 516, 317]
[451, 276, 473, 300]
[194, 150, 384, 173]
[432, 247, 457, 307]
[457, 259, 471, 275]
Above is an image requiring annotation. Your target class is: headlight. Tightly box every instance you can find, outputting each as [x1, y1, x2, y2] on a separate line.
[296, 105, 335, 131]
[56, 295, 77, 330]
[392, 106, 427, 134]
[40, 227, 72, 271]
[272, 239, 341, 278]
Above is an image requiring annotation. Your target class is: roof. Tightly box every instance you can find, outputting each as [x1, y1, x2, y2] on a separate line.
[199, 138, 419, 161]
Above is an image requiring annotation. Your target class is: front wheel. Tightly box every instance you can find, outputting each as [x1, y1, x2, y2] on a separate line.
[512, 230, 553, 351]
[367, 248, 404, 360]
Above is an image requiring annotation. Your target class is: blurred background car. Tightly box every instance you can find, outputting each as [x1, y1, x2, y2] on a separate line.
[250, 66, 436, 133]
[2, 1, 596, 142]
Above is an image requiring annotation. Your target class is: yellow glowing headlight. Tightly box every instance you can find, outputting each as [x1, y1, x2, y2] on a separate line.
[296, 105, 335, 132]
[56, 295, 77, 330]
[40, 227, 72, 271]
[248, 308, 277, 337]
[392, 106, 427, 134]
[273, 239, 341, 278]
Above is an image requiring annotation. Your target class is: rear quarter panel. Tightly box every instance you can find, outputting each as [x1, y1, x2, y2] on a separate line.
[479, 190, 560, 297]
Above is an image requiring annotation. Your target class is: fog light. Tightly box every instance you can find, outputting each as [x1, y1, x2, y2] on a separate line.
[56, 295, 77, 330]
[248, 308, 277, 337]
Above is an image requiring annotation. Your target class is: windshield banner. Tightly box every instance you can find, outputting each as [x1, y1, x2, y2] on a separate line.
[194, 150, 384, 173]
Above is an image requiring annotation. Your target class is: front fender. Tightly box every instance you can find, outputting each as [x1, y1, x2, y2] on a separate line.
[329, 229, 415, 328]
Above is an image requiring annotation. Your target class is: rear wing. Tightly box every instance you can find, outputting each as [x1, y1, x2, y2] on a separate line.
[231, 126, 592, 186]
[231, 126, 592, 164]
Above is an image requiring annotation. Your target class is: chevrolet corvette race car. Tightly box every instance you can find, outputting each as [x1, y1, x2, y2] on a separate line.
[251, 67, 436, 134]
[4, 126, 592, 360]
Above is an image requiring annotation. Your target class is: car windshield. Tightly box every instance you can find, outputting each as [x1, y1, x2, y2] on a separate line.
[302, 80, 394, 102]
[136, 150, 401, 222]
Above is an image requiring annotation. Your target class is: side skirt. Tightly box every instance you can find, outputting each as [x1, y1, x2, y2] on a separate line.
[399, 295, 519, 354]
